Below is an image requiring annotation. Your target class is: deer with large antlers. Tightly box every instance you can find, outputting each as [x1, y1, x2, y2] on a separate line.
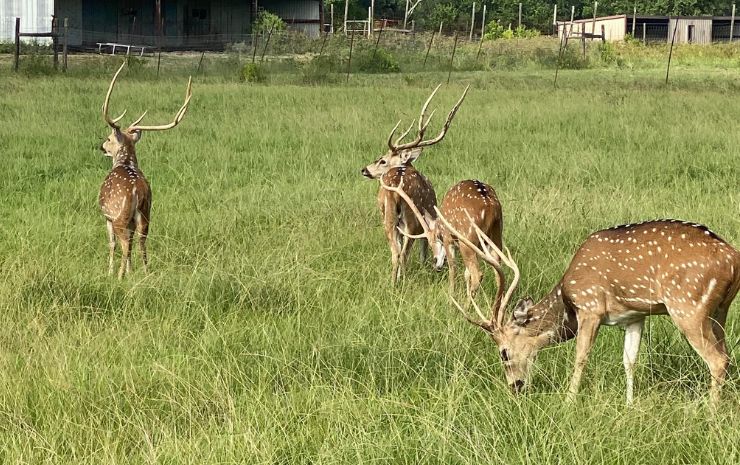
[361, 84, 469, 284]
[98, 62, 192, 279]
[441, 215, 740, 403]
[382, 179, 503, 297]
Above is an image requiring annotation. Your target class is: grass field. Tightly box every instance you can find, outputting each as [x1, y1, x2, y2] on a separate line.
[1, 49, 740, 463]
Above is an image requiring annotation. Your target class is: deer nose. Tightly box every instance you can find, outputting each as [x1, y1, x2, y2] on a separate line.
[361, 167, 372, 178]
[510, 380, 525, 394]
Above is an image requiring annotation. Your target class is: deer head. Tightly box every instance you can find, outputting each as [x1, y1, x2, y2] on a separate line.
[361, 84, 469, 179]
[100, 62, 193, 166]
[435, 208, 552, 393]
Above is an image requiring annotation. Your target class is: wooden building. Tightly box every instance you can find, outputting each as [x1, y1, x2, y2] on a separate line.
[0, 0, 54, 43]
[559, 15, 737, 44]
[36, 0, 322, 49]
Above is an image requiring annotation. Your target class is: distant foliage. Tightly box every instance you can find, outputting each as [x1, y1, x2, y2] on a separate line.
[254, 11, 286, 34]
[301, 55, 339, 84]
[241, 62, 267, 82]
[356, 48, 400, 73]
[485, 21, 540, 41]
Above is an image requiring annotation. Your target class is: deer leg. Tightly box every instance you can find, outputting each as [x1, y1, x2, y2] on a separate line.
[106, 220, 116, 276]
[460, 244, 483, 298]
[710, 303, 730, 355]
[567, 315, 601, 401]
[135, 210, 150, 274]
[384, 211, 402, 285]
[419, 238, 428, 263]
[623, 320, 644, 405]
[445, 241, 456, 295]
[114, 222, 134, 280]
[399, 236, 414, 278]
[671, 309, 728, 403]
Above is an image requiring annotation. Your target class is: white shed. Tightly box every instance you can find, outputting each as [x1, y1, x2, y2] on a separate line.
[557, 15, 628, 42]
[0, 0, 54, 43]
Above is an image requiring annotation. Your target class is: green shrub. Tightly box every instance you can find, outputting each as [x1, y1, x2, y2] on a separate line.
[484, 20, 506, 40]
[355, 48, 400, 73]
[241, 62, 267, 82]
[599, 41, 617, 64]
[485, 22, 540, 41]
[301, 55, 339, 84]
[21, 53, 56, 76]
[514, 25, 540, 39]
[254, 11, 286, 34]
[557, 46, 589, 69]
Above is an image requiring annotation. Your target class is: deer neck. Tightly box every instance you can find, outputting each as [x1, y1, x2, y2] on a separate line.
[113, 146, 138, 169]
[517, 284, 578, 346]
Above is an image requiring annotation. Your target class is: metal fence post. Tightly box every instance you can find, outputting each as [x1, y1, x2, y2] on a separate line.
[731, 4, 736, 42]
[63, 18, 68, 72]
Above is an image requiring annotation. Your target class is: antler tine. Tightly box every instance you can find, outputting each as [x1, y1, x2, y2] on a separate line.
[418, 109, 437, 138]
[418, 83, 442, 133]
[379, 177, 434, 243]
[128, 76, 193, 132]
[434, 206, 506, 329]
[448, 292, 492, 331]
[110, 110, 127, 125]
[102, 61, 127, 129]
[416, 84, 470, 148]
[473, 222, 521, 326]
[391, 119, 416, 149]
[391, 84, 442, 152]
[386, 120, 402, 150]
[129, 110, 148, 128]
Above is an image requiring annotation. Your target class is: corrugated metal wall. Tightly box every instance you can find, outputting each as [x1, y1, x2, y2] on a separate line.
[263, 0, 320, 37]
[558, 16, 627, 42]
[0, 0, 55, 43]
[54, 0, 255, 48]
[668, 18, 712, 44]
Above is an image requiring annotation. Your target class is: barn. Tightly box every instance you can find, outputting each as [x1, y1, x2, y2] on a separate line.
[0, 0, 54, 43]
[1, 0, 323, 49]
[559, 15, 739, 44]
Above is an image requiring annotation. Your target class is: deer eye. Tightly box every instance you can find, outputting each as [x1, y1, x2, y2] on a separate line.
[379, 159, 387, 165]
[500, 350, 510, 362]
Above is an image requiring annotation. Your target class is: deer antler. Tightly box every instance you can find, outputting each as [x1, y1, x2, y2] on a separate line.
[102, 62, 128, 129]
[388, 84, 470, 153]
[434, 207, 519, 330]
[379, 177, 434, 241]
[127, 77, 193, 132]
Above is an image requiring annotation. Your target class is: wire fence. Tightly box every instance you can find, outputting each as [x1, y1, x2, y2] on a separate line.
[7, 22, 740, 83]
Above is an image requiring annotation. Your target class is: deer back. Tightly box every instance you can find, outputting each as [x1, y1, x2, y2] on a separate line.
[378, 165, 437, 237]
[560, 220, 740, 324]
[99, 163, 151, 222]
[439, 180, 503, 249]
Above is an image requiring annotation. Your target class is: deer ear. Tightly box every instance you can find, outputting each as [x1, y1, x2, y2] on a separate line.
[128, 129, 143, 143]
[512, 297, 534, 324]
[400, 147, 423, 164]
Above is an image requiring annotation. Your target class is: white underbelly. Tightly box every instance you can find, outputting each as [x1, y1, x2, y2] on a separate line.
[602, 310, 646, 326]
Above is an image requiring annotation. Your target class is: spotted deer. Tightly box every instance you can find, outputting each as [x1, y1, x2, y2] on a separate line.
[361, 84, 469, 284]
[99, 62, 192, 279]
[439, 216, 740, 404]
[382, 179, 503, 298]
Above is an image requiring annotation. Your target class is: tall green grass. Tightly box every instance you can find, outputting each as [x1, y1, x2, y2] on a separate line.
[0, 61, 739, 463]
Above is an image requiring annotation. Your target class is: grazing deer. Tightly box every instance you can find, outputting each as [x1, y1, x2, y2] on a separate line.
[361, 84, 469, 284]
[99, 62, 192, 279]
[439, 215, 740, 404]
[384, 179, 503, 298]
